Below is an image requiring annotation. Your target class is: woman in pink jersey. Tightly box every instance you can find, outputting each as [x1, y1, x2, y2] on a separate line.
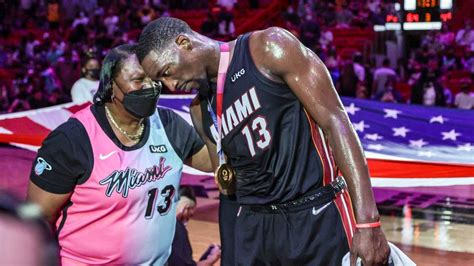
[27, 44, 214, 265]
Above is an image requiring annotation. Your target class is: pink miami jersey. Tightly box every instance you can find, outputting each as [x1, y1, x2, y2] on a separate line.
[56, 107, 183, 265]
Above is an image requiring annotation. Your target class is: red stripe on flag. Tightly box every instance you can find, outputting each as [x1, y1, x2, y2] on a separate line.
[368, 159, 474, 178]
[0, 117, 50, 142]
[65, 103, 91, 114]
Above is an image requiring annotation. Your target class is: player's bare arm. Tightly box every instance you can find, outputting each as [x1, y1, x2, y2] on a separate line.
[27, 182, 71, 225]
[249, 27, 390, 266]
[184, 145, 213, 172]
[190, 96, 219, 171]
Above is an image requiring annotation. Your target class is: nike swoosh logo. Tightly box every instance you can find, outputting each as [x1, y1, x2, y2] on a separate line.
[312, 202, 332, 216]
[99, 151, 117, 160]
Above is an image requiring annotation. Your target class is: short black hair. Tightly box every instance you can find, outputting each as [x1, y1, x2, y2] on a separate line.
[136, 17, 192, 62]
[93, 44, 137, 105]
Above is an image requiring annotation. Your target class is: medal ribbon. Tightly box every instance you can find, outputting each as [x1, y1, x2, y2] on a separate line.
[208, 42, 230, 166]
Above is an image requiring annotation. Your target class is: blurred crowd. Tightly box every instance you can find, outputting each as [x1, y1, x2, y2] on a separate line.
[1, 0, 473, 114]
[283, 0, 474, 110]
[0, 0, 174, 113]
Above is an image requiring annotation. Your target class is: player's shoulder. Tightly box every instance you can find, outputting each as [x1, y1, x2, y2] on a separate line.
[248, 27, 302, 72]
[249, 27, 299, 52]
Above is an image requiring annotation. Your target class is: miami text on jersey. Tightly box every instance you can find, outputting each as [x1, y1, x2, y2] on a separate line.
[99, 157, 172, 198]
[219, 87, 262, 137]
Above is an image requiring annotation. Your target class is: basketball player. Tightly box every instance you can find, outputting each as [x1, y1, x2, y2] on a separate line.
[137, 18, 390, 265]
[27, 44, 212, 265]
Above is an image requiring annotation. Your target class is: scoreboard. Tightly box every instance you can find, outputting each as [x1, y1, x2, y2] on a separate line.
[404, 0, 453, 24]
[381, 0, 453, 31]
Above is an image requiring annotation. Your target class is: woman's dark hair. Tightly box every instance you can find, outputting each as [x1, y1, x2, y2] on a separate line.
[93, 44, 137, 105]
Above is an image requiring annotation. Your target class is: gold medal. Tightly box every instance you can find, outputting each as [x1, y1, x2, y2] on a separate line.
[215, 163, 236, 195]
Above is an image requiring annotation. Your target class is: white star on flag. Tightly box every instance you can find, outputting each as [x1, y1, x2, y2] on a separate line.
[409, 139, 428, 148]
[392, 127, 410, 138]
[384, 109, 401, 119]
[344, 103, 360, 116]
[367, 144, 384, 151]
[429, 115, 446, 124]
[364, 133, 383, 141]
[457, 143, 472, 152]
[441, 129, 461, 141]
[418, 151, 433, 157]
[353, 121, 370, 132]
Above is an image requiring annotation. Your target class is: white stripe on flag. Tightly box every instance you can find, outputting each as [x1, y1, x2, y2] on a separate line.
[28, 108, 73, 130]
[371, 177, 474, 187]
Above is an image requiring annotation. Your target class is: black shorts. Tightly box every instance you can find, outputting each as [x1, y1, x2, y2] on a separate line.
[219, 193, 239, 266]
[234, 197, 352, 266]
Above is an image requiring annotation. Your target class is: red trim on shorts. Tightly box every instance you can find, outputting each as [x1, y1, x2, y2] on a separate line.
[304, 110, 356, 247]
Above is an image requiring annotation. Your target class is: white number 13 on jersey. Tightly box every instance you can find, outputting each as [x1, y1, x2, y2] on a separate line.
[241, 116, 272, 157]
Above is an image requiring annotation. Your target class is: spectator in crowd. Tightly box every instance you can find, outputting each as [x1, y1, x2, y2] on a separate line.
[353, 52, 365, 83]
[0, 82, 10, 112]
[356, 81, 369, 99]
[217, 8, 235, 38]
[325, 48, 341, 85]
[455, 19, 474, 47]
[299, 13, 320, 51]
[8, 81, 31, 113]
[440, 75, 453, 107]
[55, 50, 81, 92]
[217, 0, 237, 10]
[72, 11, 89, 28]
[168, 186, 221, 266]
[138, 5, 156, 26]
[372, 58, 397, 97]
[335, 4, 353, 28]
[462, 48, 474, 74]
[339, 60, 359, 97]
[104, 9, 119, 36]
[40, 62, 62, 94]
[201, 12, 218, 38]
[29, 89, 50, 109]
[441, 47, 460, 72]
[70, 57, 100, 104]
[407, 62, 422, 86]
[437, 23, 455, 48]
[411, 71, 446, 107]
[319, 24, 333, 52]
[454, 79, 474, 110]
[374, 77, 403, 103]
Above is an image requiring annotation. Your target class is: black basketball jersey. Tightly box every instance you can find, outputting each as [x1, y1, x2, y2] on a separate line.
[200, 33, 332, 205]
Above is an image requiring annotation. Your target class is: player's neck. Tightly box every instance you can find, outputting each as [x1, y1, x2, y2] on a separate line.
[207, 39, 221, 84]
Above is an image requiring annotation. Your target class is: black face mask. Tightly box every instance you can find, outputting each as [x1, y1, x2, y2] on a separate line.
[87, 69, 100, 80]
[115, 82, 161, 119]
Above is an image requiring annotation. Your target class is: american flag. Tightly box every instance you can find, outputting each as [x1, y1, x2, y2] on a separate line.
[1, 95, 473, 187]
[342, 97, 474, 165]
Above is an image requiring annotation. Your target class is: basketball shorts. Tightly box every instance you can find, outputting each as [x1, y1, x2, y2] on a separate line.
[219, 193, 240, 266]
[234, 196, 351, 265]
